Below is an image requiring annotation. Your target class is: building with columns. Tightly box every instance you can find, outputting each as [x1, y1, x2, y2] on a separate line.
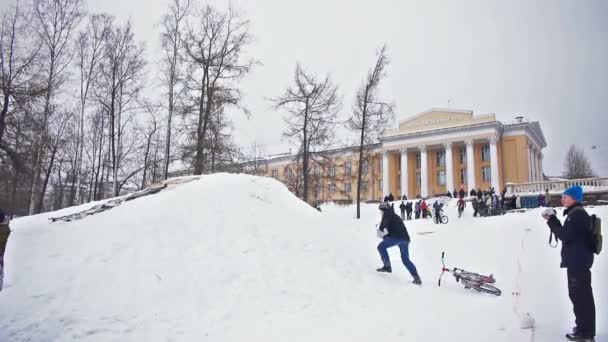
[260, 109, 546, 203]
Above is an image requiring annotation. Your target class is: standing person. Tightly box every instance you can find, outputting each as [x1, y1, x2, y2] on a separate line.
[388, 193, 395, 202]
[383, 196, 389, 203]
[414, 201, 421, 219]
[406, 201, 413, 220]
[452, 189, 458, 198]
[399, 201, 406, 220]
[472, 197, 479, 217]
[539, 191, 546, 207]
[485, 195, 492, 216]
[546, 189, 552, 207]
[402, 194, 408, 201]
[421, 199, 428, 218]
[432, 200, 442, 223]
[470, 188, 477, 197]
[0, 208, 11, 291]
[542, 186, 596, 341]
[459, 187, 466, 199]
[376, 203, 422, 285]
[457, 197, 466, 218]
[477, 190, 483, 201]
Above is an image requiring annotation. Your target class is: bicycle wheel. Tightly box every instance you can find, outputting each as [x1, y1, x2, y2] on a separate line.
[473, 283, 502, 296]
[441, 215, 449, 224]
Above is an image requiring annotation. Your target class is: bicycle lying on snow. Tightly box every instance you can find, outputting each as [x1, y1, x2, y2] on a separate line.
[438, 252, 502, 296]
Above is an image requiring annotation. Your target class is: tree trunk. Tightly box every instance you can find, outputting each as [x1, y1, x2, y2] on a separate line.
[29, 57, 56, 215]
[38, 143, 59, 212]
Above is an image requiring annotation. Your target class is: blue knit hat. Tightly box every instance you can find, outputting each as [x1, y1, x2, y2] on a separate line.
[563, 185, 584, 202]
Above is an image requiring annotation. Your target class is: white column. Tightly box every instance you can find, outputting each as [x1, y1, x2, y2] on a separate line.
[420, 145, 429, 198]
[538, 152, 544, 181]
[489, 137, 500, 191]
[400, 149, 408, 198]
[528, 144, 534, 182]
[465, 140, 476, 191]
[532, 147, 538, 181]
[382, 151, 389, 197]
[444, 142, 454, 193]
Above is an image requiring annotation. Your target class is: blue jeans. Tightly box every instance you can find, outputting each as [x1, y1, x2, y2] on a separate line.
[377, 237, 419, 278]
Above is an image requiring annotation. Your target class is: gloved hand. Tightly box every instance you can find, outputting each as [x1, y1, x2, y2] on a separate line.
[541, 208, 557, 220]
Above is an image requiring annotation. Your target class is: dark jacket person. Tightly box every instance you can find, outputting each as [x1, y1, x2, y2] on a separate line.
[543, 186, 595, 340]
[376, 203, 421, 285]
[0, 208, 11, 291]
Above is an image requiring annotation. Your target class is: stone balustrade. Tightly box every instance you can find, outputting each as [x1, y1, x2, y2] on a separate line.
[506, 177, 608, 195]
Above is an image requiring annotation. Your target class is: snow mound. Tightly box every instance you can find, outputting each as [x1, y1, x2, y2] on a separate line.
[1, 173, 607, 342]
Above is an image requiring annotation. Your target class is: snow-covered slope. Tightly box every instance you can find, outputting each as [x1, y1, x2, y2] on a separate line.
[1, 174, 606, 342]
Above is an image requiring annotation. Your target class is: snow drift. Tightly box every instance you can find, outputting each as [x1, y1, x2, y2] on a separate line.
[0, 173, 606, 342]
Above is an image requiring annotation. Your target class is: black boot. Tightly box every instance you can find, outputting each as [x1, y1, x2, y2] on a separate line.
[565, 333, 595, 341]
[376, 266, 392, 273]
[412, 276, 422, 285]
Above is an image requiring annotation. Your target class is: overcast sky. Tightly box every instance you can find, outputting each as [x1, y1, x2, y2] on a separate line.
[2, 0, 607, 176]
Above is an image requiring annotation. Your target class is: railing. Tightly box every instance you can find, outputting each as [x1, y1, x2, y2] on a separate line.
[506, 177, 608, 195]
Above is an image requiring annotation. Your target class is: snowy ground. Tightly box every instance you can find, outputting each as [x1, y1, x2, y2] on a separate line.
[0, 174, 606, 342]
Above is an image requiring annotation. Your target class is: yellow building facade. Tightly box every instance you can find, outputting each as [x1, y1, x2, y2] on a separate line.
[262, 109, 547, 203]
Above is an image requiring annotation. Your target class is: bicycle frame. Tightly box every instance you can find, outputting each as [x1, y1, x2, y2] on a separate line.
[438, 252, 495, 286]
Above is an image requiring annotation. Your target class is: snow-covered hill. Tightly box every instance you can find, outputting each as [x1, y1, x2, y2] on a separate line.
[1, 174, 606, 341]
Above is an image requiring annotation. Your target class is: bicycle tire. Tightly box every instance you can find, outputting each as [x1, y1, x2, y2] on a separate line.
[472, 283, 502, 296]
[441, 215, 449, 224]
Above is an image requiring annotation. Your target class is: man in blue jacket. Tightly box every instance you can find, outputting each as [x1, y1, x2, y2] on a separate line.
[376, 203, 421, 285]
[543, 186, 595, 341]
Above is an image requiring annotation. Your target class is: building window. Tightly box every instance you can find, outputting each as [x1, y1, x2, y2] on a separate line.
[344, 161, 352, 175]
[329, 164, 336, 177]
[361, 160, 369, 175]
[378, 179, 382, 191]
[314, 164, 321, 175]
[437, 170, 446, 186]
[328, 183, 336, 193]
[416, 172, 421, 187]
[482, 166, 491, 182]
[481, 144, 490, 162]
[436, 150, 446, 167]
[345, 182, 352, 193]
[416, 152, 421, 169]
[271, 169, 278, 178]
[285, 167, 293, 180]
[459, 168, 467, 185]
[361, 181, 369, 192]
[459, 147, 467, 164]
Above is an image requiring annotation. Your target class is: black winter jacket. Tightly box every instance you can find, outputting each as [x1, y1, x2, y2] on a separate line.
[547, 203, 594, 269]
[379, 210, 411, 241]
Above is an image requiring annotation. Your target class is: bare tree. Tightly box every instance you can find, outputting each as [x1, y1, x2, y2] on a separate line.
[564, 144, 595, 179]
[160, 0, 191, 180]
[0, 2, 41, 166]
[71, 14, 111, 205]
[182, 4, 256, 175]
[139, 103, 160, 189]
[29, 0, 84, 214]
[242, 141, 267, 175]
[348, 45, 394, 219]
[95, 19, 146, 196]
[271, 63, 341, 203]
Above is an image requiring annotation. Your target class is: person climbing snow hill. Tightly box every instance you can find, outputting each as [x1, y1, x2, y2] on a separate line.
[376, 203, 421, 285]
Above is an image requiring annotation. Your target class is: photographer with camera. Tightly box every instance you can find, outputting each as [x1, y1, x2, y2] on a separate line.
[542, 186, 596, 341]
